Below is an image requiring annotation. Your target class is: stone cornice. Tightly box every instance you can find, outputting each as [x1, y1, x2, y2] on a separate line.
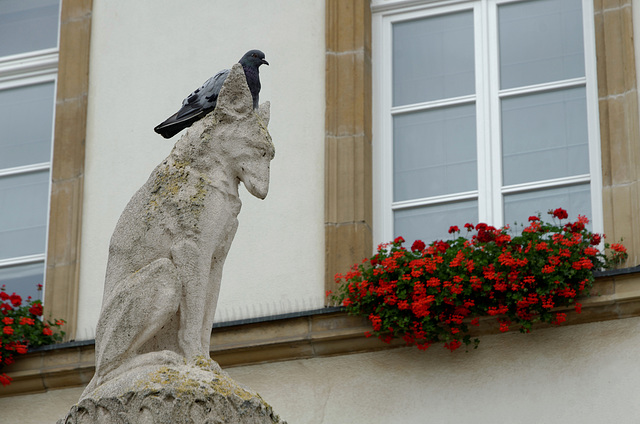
[2, 272, 640, 398]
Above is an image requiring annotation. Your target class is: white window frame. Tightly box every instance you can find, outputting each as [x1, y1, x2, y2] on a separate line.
[372, 0, 602, 245]
[0, 47, 59, 294]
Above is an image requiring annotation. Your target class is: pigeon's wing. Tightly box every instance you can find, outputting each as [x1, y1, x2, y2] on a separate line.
[177, 69, 229, 119]
[154, 69, 230, 138]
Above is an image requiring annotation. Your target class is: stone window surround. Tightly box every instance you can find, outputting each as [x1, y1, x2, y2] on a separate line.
[28, 0, 640, 397]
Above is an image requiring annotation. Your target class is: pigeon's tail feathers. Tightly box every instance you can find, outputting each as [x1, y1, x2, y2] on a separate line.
[154, 108, 208, 139]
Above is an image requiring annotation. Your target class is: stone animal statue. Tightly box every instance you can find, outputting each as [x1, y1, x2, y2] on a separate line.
[81, 64, 275, 399]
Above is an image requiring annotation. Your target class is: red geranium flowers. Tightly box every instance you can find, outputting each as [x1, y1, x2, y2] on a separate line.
[331, 208, 627, 352]
[0, 285, 65, 387]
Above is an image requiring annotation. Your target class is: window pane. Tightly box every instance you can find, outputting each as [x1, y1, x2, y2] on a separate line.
[394, 200, 478, 245]
[504, 183, 591, 229]
[0, 82, 55, 169]
[393, 11, 475, 106]
[502, 87, 589, 186]
[0, 0, 60, 57]
[0, 262, 44, 303]
[394, 104, 477, 201]
[499, 0, 584, 89]
[0, 170, 50, 260]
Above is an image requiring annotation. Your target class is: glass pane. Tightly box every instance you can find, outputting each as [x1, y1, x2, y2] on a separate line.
[0, 0, 60, 57]
[394, 103, 477, 201]
[0, 82, 55, 169]
[504, 183, 591, 229]
[0, 170, 50, 260]
[499, 0, 584, 89]
[394, 199, 478, 245]
[0, 262, 44, 303]
[393, 11, 475, 106]
[502, 87, 589, 186]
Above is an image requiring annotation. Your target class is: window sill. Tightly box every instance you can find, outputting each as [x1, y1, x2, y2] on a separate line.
[2, 270, 640, 398]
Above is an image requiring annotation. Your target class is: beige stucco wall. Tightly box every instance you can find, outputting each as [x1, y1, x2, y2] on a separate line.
[76, 0, 326, 339]
[235, 317, 640, 423]
[3, 316, 640, 423]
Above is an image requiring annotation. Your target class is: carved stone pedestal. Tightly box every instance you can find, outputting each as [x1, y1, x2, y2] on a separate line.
[57, 359, 286, 424]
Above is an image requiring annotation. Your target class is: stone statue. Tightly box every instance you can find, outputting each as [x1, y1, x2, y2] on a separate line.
[59, 64, 285, 423]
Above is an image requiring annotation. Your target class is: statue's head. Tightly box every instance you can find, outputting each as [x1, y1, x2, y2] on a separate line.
[225, 101, 275, 200]
[195, 64, 275, 199]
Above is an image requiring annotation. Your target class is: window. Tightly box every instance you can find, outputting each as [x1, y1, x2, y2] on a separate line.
[372, 0, 601, 245]
[0, 0, 60, 301]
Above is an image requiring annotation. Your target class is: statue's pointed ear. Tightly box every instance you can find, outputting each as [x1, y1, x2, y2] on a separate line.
[214, 64, 252, 121]
[258, 101, 270, 127]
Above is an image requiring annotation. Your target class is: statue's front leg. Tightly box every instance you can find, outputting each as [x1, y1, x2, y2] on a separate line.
[170, 240, 212, 361]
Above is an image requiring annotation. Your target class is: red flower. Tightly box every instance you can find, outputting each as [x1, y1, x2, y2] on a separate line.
[394, 236, 405, 244]
[2, 317, 13, 325]
[476, 229, 494, 243]
[0, 373, 12, 387]
[9, 294, 21, 307]
[541, 265, 555, 274]
[583, 247, 598, 256]
[19, 317, 35, 326]
[15, 344, 28, 355]
[575, 303, 582, 314]
[416, 342, 431, 351]
[590, 234, 602, 246]
[0, 292, 8, 301]
[435, 240, 450, 253]
[551, 208, 569, 220]
[464, 223, 474, 231]
[42, 327, 53, 336]
[411, 240, 426, 252]
[448, 226, 460, 234]
[552, 313, 567, 325]
[528, 216, 540, 222]
[611, 243, 627, 253]
[3, 326, 14, 335]
[369, 314, 382, 332]
[566, 221, 585, 232]
[29, 302, 43, 316]
[444, 340, 462, 352]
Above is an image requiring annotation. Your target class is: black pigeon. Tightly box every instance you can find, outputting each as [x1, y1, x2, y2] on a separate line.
[154, 49, 268, 139]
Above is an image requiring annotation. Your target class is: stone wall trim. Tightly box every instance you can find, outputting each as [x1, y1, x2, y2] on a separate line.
[3, 273, 640, 397]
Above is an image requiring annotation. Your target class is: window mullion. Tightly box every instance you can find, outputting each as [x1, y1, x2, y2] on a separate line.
[582, 0, 604, 236]
[486, 0, 503, 227]
[475, 0, 491, 224]
[372, 12, 394, 245]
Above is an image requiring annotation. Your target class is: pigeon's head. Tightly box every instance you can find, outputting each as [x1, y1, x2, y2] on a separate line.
[239, 49, 269, 69]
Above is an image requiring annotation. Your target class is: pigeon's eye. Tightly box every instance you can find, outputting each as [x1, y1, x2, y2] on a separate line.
[252, 53, 257, 58]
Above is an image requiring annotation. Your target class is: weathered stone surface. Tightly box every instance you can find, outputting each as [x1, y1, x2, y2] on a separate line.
[57, 359, 286, 424]
[57, 64, 282, 422]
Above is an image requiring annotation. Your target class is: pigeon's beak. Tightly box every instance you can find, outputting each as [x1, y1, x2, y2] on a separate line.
[261, 59, 269, 66]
